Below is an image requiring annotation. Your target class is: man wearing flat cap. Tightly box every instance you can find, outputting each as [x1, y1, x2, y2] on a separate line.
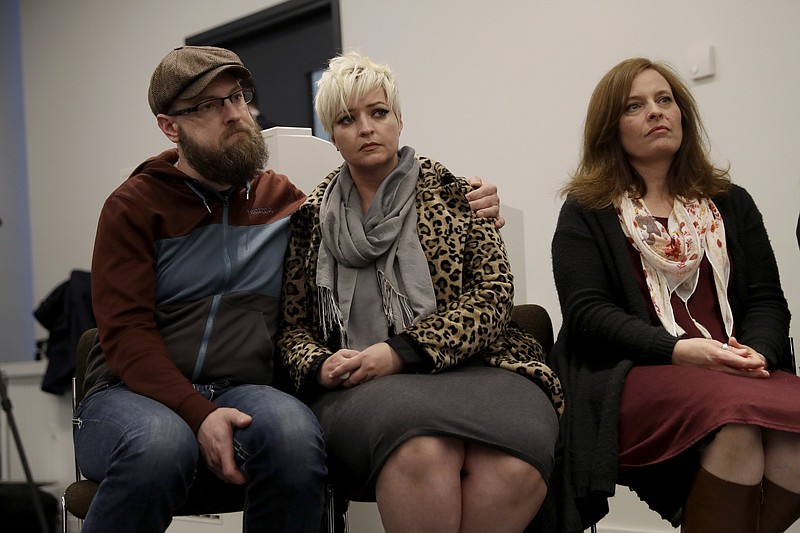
[73, 45, 502, 533]
[73, 46, 325, 533]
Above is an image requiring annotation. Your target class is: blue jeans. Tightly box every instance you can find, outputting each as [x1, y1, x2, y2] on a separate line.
[74, 383, 326, 533]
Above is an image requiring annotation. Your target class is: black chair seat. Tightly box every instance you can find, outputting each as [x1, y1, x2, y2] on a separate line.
[63, 478, 245, 521]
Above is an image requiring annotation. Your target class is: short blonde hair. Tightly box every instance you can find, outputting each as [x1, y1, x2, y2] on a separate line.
[314, 51, 401, 137]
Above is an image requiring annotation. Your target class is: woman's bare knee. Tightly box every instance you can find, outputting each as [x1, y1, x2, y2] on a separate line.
[460, 445, 546, 532]
[702, 423, 764, 484]
[764, 429, 800, 492]
[381, 436, 464, 483]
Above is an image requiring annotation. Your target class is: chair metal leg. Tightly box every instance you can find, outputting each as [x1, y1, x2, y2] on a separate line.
[61, 494, 68, 533]
[324, 483, 349, 533]
[61, 492, 83, 533]
[325, 483, 336, 533]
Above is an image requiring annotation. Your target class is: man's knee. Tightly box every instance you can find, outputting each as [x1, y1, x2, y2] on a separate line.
[131, 418, 198, 476]
[80, 414, 197, 485]
[243, 392, 324, 458]
[241, 399, 326, 489]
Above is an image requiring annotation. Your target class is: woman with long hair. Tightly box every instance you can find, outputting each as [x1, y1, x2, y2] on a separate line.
[551, 57, 800, 533]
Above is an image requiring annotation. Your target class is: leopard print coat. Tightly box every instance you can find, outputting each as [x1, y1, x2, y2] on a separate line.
[278, 155, 564, 417]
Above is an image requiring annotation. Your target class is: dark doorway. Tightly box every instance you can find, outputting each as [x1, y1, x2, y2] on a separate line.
[186, 0, 341, 135]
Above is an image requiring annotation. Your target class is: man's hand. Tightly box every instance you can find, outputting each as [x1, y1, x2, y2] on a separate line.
[197, 408, 253, 484]
[465, 176, 504, 229]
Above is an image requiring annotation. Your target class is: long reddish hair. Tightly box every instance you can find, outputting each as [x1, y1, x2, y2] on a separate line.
[562, 57, 730, 208]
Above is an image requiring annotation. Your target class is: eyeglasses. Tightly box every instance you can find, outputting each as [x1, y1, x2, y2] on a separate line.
[167, 89, 254, 118]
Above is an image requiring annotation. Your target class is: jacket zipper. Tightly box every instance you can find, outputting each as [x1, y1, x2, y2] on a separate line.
[191, 193, 233, 381]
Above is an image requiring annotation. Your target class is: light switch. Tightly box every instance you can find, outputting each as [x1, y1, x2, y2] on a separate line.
[688, 44, 715, 80]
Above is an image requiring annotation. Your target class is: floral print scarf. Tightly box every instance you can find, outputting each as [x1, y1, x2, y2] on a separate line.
[616, 194, 733, 338]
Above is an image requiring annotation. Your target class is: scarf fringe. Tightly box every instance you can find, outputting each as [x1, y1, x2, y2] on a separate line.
[377, 269, 415, 332]
[318, 286, 346, 344]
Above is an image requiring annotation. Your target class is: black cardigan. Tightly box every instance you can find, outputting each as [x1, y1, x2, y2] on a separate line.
[543, 184, 791, 532]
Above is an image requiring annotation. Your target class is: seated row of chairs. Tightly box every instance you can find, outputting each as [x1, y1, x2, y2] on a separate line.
[60, 301, 800, 532]
[61, 304, 556, 532]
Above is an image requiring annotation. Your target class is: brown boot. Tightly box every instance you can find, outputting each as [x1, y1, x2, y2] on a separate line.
[681, 467, 760, 533]
[760, 478, 800, 533]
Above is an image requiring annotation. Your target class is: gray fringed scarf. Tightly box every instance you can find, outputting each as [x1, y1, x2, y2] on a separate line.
[316, 146, 436, 350]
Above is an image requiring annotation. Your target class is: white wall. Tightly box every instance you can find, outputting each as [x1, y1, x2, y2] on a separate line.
[336, 0, 800, 340]
[12, 1, 800, 531]
[18, 0, 800, 344]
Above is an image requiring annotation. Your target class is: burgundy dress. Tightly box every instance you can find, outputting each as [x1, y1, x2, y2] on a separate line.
[616, 238, 800, 522]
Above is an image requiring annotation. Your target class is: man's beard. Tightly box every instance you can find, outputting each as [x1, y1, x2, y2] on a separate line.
[178, 122, 269, 188]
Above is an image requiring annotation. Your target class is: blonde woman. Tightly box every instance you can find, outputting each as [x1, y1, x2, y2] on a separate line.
[279, 52, 563, 533]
